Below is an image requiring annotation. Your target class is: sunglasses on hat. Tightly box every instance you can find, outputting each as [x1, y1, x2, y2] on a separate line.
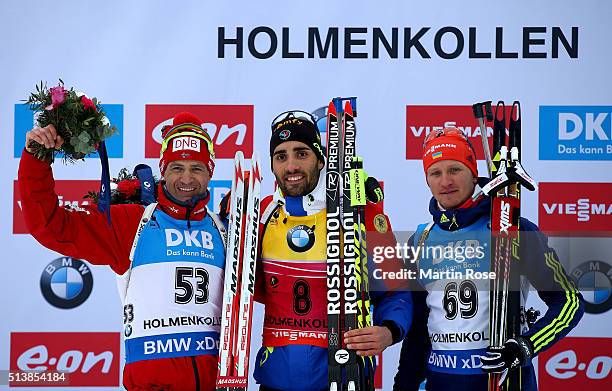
[159, 123, 215, 158]
[270, 110, 316, 131]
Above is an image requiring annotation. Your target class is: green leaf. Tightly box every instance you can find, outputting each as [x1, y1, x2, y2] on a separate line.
[78, 132, 91, 143]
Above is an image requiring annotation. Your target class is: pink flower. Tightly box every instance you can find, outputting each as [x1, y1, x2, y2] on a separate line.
[47, 85, 66, 110]
[81, 95, 96, 111]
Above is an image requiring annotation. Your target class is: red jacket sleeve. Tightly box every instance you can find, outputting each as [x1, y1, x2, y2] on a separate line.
[364, 201, 407, 291]
[18, 151, 145, 275]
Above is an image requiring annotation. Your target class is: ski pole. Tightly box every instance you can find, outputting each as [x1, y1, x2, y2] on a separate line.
[472, 101, 494, 177]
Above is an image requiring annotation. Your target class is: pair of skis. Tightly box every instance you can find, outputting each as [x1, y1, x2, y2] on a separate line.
[216, 151, 262, 391]
[472, 101, 536, 391]
[326, 98, 374, 391]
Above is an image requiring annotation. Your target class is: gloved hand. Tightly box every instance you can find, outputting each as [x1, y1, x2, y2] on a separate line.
[365, 176, 384, 203]
[481, 337, 533, 384]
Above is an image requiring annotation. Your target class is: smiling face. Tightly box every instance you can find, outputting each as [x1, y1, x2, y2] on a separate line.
[426, 159, 477, 209]
[163, 160, 210, 202]
[272, 141, 324, 197]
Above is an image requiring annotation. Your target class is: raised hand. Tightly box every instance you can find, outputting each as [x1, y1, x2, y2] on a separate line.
[25, 125, 64, 154]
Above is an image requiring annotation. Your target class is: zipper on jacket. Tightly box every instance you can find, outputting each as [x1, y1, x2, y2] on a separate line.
[186, 207, 192, 229]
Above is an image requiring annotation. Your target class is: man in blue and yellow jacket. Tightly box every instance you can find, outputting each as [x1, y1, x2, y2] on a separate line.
[252, 110, 412, 391]
[393, 127, 584, 391]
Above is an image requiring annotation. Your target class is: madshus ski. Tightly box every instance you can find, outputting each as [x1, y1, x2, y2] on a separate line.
[326, 97, 374, 391]
[472, 101, 536, 391]
[216, 151, 262, 391]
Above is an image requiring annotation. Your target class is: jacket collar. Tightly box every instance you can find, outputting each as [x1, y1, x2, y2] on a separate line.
[272, 168, 326, 217]
[429, 177, 491, 231]
[157, 183, 210, 221]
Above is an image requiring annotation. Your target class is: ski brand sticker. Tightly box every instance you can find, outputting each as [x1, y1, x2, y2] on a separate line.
[335, 349, 350, 364]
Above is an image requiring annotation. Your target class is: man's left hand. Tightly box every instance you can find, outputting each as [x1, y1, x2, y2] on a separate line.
[344, 326, 393, 356]
[481, 337, 534, 384]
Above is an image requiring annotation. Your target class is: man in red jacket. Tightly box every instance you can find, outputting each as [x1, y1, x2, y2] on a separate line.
[19, 112, 226, 391]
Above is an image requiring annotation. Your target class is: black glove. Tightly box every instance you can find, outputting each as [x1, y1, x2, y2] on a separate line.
[365, 176, 384, 203]
[218, 191, 231, 221]
[481, 337, 533, 384]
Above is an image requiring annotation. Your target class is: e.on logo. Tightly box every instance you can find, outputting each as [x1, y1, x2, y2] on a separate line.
[10, 332, 120, 387]
[145, 104, 254, 159]
[539, 337, 612, 389]
[13, 180, 99, 234]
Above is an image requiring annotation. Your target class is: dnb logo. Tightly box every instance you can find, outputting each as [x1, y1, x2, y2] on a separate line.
[539, 106, 612, 160]
[13, 104, 124, 158]
[571, 260, 612, 314]
[10, 332, 120, 387]
[286, 225, 315, 252]
[405, 105, 513, 160]
[145, 104, 254, 159]
[40, 257, 93, 309]
[13, 180, 99, 234]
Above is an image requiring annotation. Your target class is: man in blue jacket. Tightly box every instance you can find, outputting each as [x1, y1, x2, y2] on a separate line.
[253, 110, 412, 391]
[393, 127, 584, 391]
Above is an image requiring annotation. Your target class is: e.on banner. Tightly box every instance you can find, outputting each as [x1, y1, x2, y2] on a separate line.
[145, 104, 254, 159]
[13, 180, 99, 234]
[405, 105, 513, 160]
[538, 336, 612, 390]
[9, 332, 120, 387]
[538, 182, 612, 236]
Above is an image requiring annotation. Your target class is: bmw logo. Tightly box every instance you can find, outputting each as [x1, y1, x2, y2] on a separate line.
[124, 324, 133, 337]
[40, 257, 94, 309]
[286, 225, 315, 252]
[571, 260, 612, 314]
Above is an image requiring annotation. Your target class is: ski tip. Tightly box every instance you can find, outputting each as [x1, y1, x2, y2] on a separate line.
[343, 100, 353, 116]
[329, 99, 340, 114]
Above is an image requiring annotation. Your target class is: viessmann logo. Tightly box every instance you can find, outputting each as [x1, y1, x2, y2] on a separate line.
[405, 105, 512, 160]
[539, 106, 612, 160]
[538, 183, 612, 235]
[13, 180, 99, 234]
[10, 332, 120, 387]
[145, 104, 254, 159]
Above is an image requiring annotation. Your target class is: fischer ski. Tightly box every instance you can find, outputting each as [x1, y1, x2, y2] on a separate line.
[216, 151, 262, 391]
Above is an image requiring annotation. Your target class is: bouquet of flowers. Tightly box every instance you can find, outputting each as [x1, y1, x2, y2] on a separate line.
[24, 80, 117, 163]
[85, 168, 159, 205]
